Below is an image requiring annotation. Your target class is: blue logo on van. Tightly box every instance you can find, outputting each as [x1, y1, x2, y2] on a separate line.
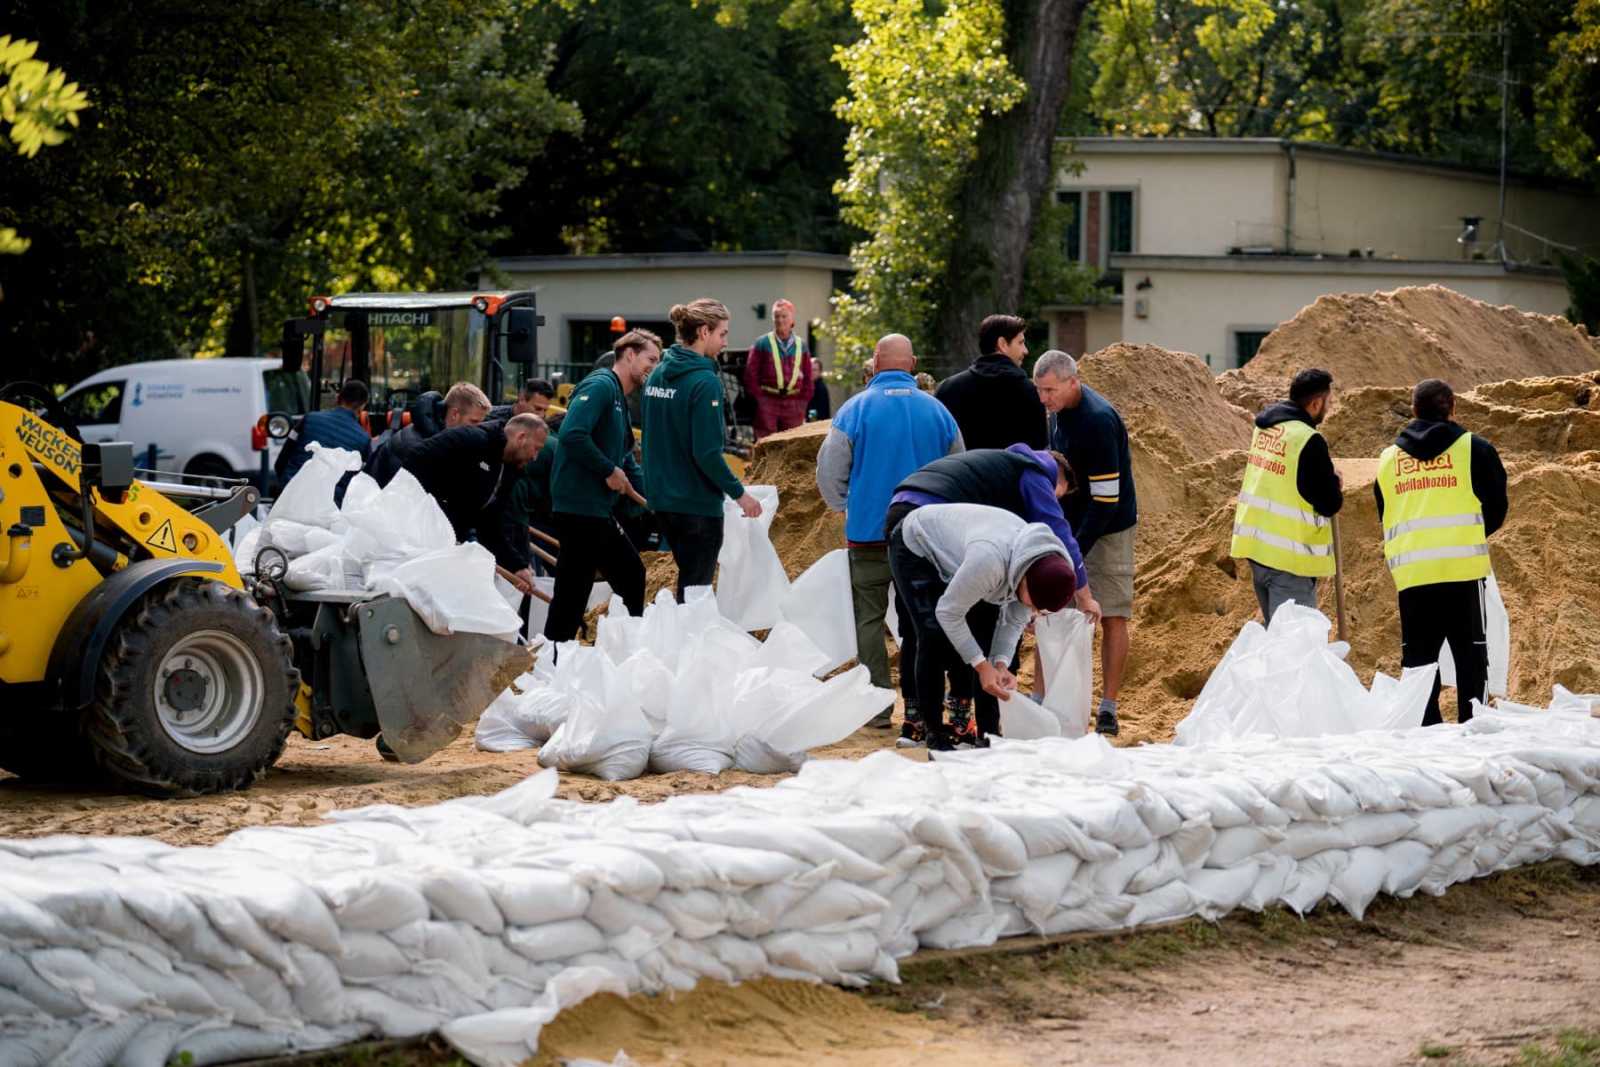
[132, 382, 143, 407]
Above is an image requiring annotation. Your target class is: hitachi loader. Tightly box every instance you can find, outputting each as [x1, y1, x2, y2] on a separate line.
[0, 384, 528, 796]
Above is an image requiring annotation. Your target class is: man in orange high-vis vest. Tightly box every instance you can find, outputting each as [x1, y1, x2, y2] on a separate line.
[743, 298, 814, 439]
[1375, 379, 1508, 726]
[1230, 368, 1344, 623]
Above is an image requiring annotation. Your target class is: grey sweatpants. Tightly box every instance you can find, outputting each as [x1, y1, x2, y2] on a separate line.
[1250, 560, 1317, 624]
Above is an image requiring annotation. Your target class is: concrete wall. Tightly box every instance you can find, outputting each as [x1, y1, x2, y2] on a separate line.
[498, 260, 841, 365]
[1119, 268, 1571, 371]
[1058, 150, 1286, 255]
[1293, 155, 1600, 263]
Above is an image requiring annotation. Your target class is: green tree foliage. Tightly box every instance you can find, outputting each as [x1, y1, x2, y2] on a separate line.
[1561, 252, 1600, 336]
[0, 35, 88, 254]
[825, 0, 1026, 374]
[1088, 0, 1600, 183]
[498, 0, 854, 256]
[0, 1, 578, 381]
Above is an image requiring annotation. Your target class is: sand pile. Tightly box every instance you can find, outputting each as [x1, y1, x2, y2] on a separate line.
[1218, 285, 1600, 413]
[1079, 343, 1254, 563]
[747, 420, 845, 577]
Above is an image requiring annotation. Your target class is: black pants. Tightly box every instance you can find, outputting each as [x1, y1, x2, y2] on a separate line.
[888, 525, 969, 733]
[1399, 578, 1488, 726]
[965, 601, 1021, 739]
[885, 500, 976, 722]
[543, 512, 646, 643]
[656, 511, 724, 601]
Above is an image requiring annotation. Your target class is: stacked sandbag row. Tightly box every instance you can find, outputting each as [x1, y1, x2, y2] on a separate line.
[3, 705, 1600, 1067]
[475, 587, 895, 779]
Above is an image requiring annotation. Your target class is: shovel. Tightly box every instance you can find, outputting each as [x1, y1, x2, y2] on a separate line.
[1331, 515, 1349, 642]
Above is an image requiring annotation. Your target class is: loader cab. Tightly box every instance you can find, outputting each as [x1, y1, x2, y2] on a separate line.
[280, 291, 542, 430]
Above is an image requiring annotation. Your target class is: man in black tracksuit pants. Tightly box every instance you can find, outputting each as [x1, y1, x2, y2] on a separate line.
[543, 332, 662, 643]
[1374, 380, 1508, 725]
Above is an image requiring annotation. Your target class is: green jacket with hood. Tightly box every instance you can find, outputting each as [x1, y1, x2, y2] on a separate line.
[641, 344, 745, 517]
[551, 368, 642, 518]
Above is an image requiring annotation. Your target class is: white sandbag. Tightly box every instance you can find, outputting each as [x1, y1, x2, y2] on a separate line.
[1439, 571, 1509, 698]
[442, 966, 628, 1067]
[538, 655, 652, 780]
[997, 691, 1060, 741]
[747, 665, 892, 759]
[778, 550, 857, 676]
[265, 442, 361, 531]
[283, 542, 361, 593]
[475, 681, 570, 753]
[370, 542, 520, 640]
[715, 485, 787, 630]
[1033, 609, 1093, 738]
[340, 468, 456, 563]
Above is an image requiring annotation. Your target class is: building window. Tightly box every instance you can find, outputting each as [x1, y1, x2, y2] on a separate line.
[1234, 330, 1270, 367]
[1057, 190, 1083, 263]
[1107, 190, 1134, 257]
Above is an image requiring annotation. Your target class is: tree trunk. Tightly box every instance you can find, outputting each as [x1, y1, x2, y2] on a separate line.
[223, 251, 259, 359]
[930, 0, 1094, 377]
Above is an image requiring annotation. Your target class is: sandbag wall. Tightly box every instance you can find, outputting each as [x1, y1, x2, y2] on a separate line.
[4, 707, 1600, 1067]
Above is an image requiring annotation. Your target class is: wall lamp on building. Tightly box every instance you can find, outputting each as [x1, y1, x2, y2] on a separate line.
[1458, 216, 1482, 259]
[1135, 276, 1153, 291]
[752, 303, 768, 320]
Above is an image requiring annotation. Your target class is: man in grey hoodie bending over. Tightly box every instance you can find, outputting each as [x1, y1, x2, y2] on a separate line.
[889, 502, 1079, 749]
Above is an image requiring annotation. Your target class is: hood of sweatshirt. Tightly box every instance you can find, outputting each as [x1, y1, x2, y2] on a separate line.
[1396, 418, 1465, 461]
[658, 344, 719, 384]
[1255, 401, 1317, 431]
[968, 353, 1025, 379]
[1005, 442, 1055, 478]
[1004, 519, 1069, 595]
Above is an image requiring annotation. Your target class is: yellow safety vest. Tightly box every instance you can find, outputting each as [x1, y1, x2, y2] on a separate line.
[1377, 433, 1488, 592]
[1230, 419, 1336, 578]
[761, 331, 806, 396]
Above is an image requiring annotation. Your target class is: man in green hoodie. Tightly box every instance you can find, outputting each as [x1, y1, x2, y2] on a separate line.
[643, 298, 763, 599]
[543, 329, 662, 642]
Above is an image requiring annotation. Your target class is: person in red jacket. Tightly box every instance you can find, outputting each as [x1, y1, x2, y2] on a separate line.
[743, 298, 814, 439]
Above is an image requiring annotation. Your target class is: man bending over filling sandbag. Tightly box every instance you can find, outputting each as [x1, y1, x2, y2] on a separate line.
[888, 502, 1078, 750]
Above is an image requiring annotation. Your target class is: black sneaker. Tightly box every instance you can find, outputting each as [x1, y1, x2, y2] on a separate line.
[895, 717, 926, 749]
[926, 724, 957, 752]
[1095, 705, 1120, 737]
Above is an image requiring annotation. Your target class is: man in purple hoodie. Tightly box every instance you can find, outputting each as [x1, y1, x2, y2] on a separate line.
[883, 444, 1100, 745]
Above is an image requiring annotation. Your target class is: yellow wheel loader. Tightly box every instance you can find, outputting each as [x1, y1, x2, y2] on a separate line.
[0, 384, 528, 796]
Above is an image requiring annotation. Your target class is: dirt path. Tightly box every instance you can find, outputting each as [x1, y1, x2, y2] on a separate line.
[0, 724, 908, 846]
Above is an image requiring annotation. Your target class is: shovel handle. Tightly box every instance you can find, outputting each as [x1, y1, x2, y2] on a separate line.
[623, 484, 649, 509]
[496, 564, 553, 604]
[527, 540, 559, 569]
[1331, 515, 1349, 642]
[529, 526, 561, 551]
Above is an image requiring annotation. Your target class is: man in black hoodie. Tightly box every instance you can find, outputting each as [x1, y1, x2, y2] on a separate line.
[1229, 368, 1344, 623]
[934, 314, 1049, 451]
[367, 382, 491, 487]
[1375, 379, 1508, 726]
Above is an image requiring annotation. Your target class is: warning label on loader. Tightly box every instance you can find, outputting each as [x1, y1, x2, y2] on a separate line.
[145, 520, 178, 553]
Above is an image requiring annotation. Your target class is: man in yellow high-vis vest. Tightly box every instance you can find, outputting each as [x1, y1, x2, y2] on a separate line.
[742, 298, 814, 440]
[1375, 379, 1508, 725]
[1230, 368, 1345, 623]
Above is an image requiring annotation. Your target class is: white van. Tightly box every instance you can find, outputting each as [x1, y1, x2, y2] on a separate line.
[59, 357, 311, 480]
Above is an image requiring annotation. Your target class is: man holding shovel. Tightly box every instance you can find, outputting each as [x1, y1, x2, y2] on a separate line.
[1229, 368, 1344, 623]
[543, 330, 662, 643]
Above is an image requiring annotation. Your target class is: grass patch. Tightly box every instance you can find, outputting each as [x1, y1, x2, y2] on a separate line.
[1521, 1029, 1600, 1067]
[1421, 1044, 1456, 1059]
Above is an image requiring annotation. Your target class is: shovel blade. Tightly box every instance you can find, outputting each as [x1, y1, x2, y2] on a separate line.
[355, 596, 532, 763]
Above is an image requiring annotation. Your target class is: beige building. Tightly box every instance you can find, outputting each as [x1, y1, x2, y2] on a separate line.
[494, 251, 851, 371]
[1045, 138, 1598, 370]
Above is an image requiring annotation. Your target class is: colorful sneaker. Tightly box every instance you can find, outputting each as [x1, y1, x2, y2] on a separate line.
[949, 712, 979, 748]
[895, 717, 926, 749]
[926, 723, 957, 752]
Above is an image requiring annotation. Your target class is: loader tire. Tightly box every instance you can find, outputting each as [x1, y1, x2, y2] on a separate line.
[83, 578, 299, 796]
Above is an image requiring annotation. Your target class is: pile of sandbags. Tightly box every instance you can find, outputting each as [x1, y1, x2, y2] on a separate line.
[4, 693, 1600, 1067]
[240, 443, 520, 640]
[475, 588, 894, 778]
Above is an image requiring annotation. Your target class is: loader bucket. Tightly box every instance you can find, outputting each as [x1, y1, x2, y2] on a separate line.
[352, 596, 533, 763]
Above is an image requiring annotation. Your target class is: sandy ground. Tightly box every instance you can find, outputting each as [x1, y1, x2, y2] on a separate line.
[0, 720, 911, 845]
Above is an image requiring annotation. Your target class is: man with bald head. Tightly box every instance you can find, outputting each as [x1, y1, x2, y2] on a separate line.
[818, 334, 964, 726]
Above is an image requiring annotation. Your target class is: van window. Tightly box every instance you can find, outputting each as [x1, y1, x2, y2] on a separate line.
[263, 369, 311, 414]
[61, 381, 125, 425]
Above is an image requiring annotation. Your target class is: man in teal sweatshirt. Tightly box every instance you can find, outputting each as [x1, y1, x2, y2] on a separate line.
[543, 330, 661, 642]
[642, 298, 762, 599]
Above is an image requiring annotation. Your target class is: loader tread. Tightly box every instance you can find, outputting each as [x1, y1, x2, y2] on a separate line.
[82, 579, 299, 797]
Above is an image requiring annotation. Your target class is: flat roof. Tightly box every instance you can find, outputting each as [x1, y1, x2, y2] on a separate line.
[1111, 253, 1565, 279]
[326, 291, 532, 309]
[1061, 136, 1592, 192]
[496, 250, 853, 273]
